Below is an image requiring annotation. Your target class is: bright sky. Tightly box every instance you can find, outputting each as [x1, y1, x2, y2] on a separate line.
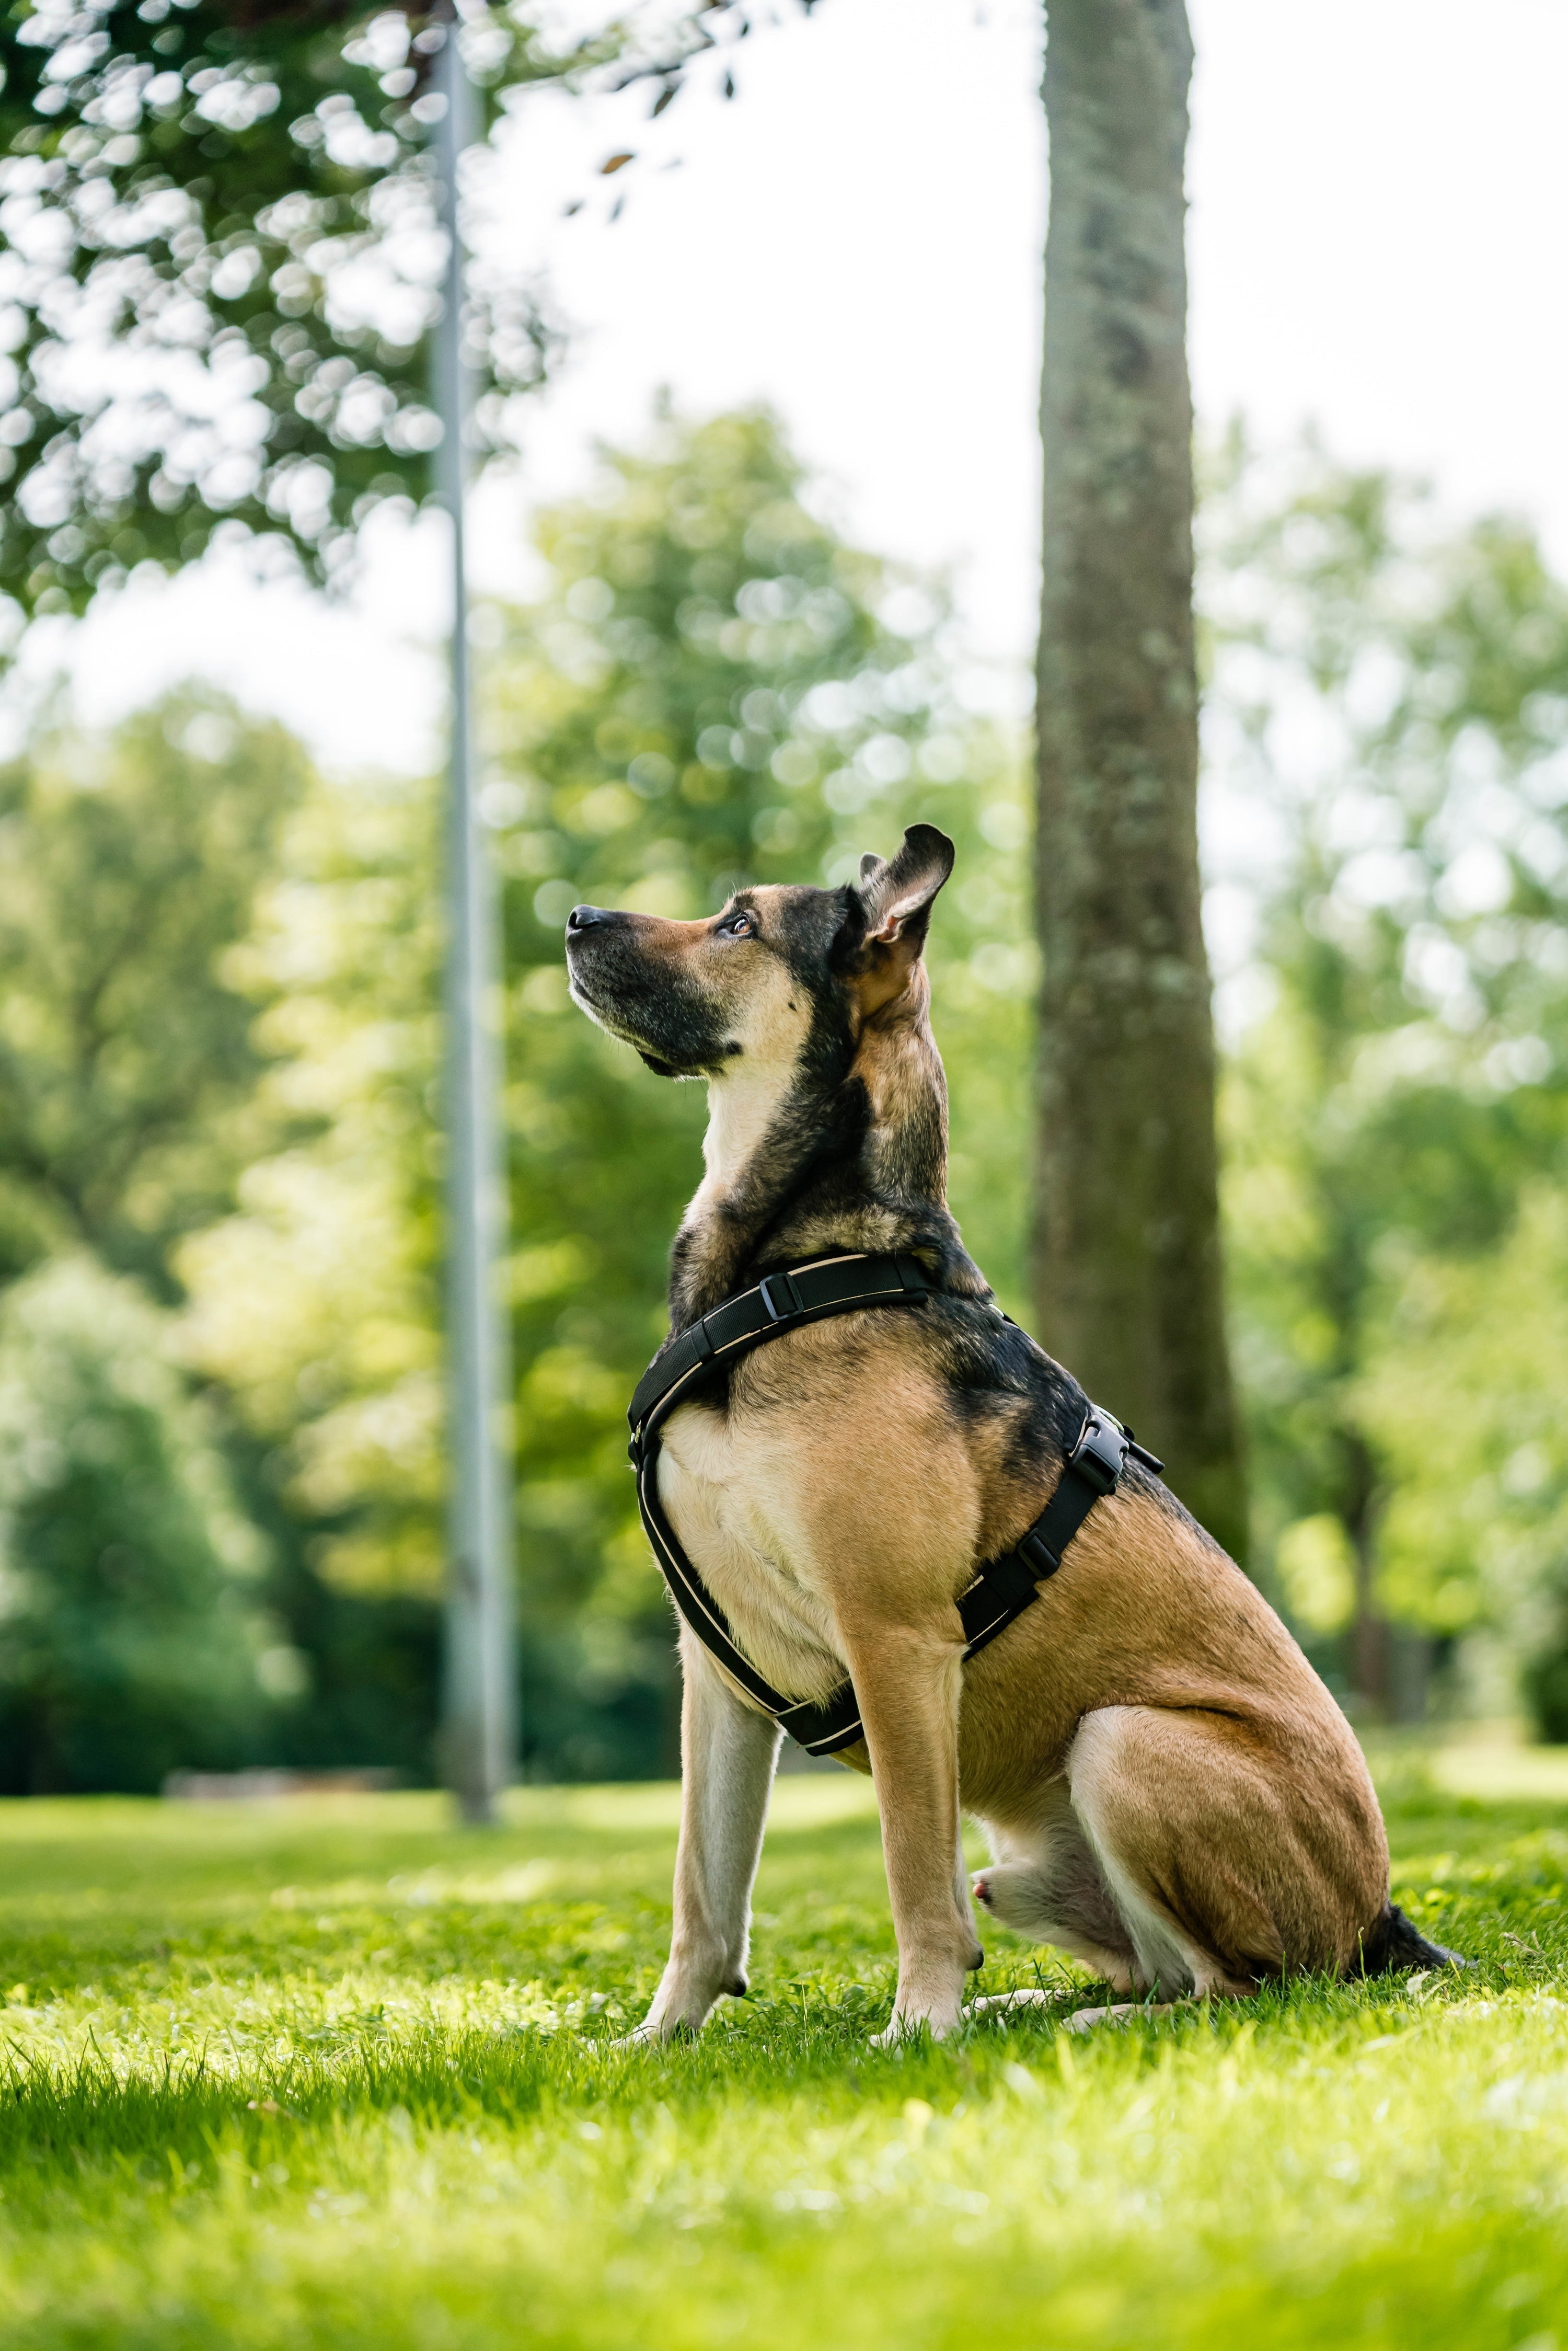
[18, 0, 1568, 776]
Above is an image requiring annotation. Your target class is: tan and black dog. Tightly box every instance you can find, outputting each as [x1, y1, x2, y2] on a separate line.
[564, 822, 1458, 2039]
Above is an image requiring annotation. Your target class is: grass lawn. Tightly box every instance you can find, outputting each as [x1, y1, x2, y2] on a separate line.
[0, 1752, 1564, 2347]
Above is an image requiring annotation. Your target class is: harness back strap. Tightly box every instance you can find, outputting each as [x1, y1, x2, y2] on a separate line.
[628, 1253, 1163, 1758]
[628, 1251, 936, 1452]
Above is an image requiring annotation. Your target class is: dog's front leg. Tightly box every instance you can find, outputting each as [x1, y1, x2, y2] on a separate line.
[633, 1627, 781, 2042]
[843, 1624, 981, 2042]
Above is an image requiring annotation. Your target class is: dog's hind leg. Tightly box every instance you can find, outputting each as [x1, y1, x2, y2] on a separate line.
[1067, 1707, 1324, 1998]
[631, 1629, 782, 2042]
[971, 1782, 1141, 1996]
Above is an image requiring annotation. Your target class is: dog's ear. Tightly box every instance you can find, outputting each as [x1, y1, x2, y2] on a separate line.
[855, 824, 955, 950]
[845, 825, 955, 1014]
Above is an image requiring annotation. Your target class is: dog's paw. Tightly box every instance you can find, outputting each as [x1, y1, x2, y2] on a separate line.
[610, 2014, 701, 2050]
[1064, 1999, 1179, 2035]
[963, 1987, 1073, 2023]
[871, 2004, 963, 2048]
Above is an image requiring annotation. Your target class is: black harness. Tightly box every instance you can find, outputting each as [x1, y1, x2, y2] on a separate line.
[627, 1251, 1164, 1758]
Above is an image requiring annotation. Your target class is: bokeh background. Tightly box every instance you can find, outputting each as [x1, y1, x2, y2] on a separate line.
[4, 0, 1568, 1788]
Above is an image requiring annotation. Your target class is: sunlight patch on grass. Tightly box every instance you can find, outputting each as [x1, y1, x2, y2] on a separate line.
[1434, 1741, 1568, 1805]
[0, 1762, 1559, 2346]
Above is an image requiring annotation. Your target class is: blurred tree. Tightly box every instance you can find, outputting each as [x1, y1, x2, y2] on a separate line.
[1357, 1188, 1568, 1727]
[178, 760, 444, 1591]
[489, 402, 1028, 1770]
[0, 0, 791, 625]
[0, 690, 445, 1780]
[0, 692, 312, 1291]
[1033, 0, 1244, 1558]
[182, 403, 1035, 1777]
[0, 1254, 271, 1792]
[1208, 433, 1568, 1714]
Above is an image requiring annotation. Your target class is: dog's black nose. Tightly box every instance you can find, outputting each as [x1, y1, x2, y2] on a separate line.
[566, 903, 612, 934]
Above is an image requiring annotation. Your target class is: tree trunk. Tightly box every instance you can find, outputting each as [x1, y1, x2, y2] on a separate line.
[1033, 0, 1247, 1560]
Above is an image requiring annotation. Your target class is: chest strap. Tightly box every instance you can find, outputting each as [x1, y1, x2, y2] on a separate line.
[627, 1253, 1163, 1757]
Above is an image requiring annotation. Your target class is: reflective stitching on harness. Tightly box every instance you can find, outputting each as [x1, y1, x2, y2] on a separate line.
[627, 1252, 1163, 1753]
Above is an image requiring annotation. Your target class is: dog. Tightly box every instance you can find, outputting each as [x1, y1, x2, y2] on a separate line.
[564, 822, 1460, 2039]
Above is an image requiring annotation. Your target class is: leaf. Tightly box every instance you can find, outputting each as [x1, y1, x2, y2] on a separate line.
[599, 151, 634, 174]
[721, 70, 735, 98]
[651, 79, 681, 116]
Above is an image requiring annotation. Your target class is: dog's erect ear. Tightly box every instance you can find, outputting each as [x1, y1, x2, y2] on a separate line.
[855, 824, 955, 950]
[843, 825, 955, 1016]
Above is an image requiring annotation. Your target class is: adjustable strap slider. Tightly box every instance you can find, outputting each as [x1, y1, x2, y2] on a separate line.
[759, 1269, 803, 1322]
[1016, 1528, 1062, 1580]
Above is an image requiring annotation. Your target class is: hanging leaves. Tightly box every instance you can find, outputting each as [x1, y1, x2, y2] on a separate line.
[0, 0, 823, 627]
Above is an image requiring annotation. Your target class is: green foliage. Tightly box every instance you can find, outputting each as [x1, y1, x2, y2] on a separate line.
[180, 403, 1033, 1774]
[1207, 433, 1568, 1700]
[0, 1762, 1557, 2344]
[0, 690, 449, 1787]
[1359, 1187, 1568, 1670]
[0, 0, 776, 623]
[488, 404, 1031, 1758]
[15, 414, 1568, 1771]
[177, 761, 444, 1594]
[0, 691, 312, 1291]
[0, 1255, 269, 1791]
[0, 0, 569, 617]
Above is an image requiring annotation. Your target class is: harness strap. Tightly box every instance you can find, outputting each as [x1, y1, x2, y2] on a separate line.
[628, 1253, 1163, 1757]
[628, 1249, 935, 1459]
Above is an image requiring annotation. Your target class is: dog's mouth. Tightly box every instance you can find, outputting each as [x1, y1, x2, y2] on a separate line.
[566, 967, 702, 1079]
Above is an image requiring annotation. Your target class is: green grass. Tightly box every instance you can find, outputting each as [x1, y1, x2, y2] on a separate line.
[0, 1753, 1564, 2347]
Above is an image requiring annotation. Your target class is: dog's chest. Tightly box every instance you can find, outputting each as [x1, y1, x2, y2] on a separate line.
[655, 1401, 850, 1706]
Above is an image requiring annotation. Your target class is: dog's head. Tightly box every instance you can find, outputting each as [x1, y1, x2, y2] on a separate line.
[563, 824, 955, 1085]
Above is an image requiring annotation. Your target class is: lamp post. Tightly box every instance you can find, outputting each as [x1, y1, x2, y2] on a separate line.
[432, 13, 517, 1824]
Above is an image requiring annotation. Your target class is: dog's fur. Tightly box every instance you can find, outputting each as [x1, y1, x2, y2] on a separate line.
[564, 825, 1458, 2039]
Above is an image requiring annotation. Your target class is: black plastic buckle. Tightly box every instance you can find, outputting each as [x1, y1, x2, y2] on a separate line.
[1069, 1412, 1125, 1497]
[759, 1270, 803, 1323]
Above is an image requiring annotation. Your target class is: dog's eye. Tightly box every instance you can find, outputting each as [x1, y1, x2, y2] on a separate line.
[719, 911, 756, 939]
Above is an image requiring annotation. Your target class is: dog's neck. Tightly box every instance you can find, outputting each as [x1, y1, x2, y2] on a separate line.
[665, 980, 986, 1332]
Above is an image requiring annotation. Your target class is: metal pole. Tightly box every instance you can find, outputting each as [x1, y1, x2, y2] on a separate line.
[433, 14, 517, 1824]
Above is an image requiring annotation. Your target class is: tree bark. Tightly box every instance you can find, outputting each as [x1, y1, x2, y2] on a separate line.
[1033, 0, 1247, 1559]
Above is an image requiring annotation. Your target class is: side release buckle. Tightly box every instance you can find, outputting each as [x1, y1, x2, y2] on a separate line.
[1068, 1412, 1126, 1497]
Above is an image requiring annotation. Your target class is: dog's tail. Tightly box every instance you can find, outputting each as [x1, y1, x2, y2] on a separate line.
[1354, 1902, 1470, 1978]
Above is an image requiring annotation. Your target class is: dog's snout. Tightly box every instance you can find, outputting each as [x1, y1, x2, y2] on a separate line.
[566, 903, 614, 935]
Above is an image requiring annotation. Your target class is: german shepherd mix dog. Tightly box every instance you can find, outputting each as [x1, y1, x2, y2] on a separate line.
[565, 824, 1459, 2040]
